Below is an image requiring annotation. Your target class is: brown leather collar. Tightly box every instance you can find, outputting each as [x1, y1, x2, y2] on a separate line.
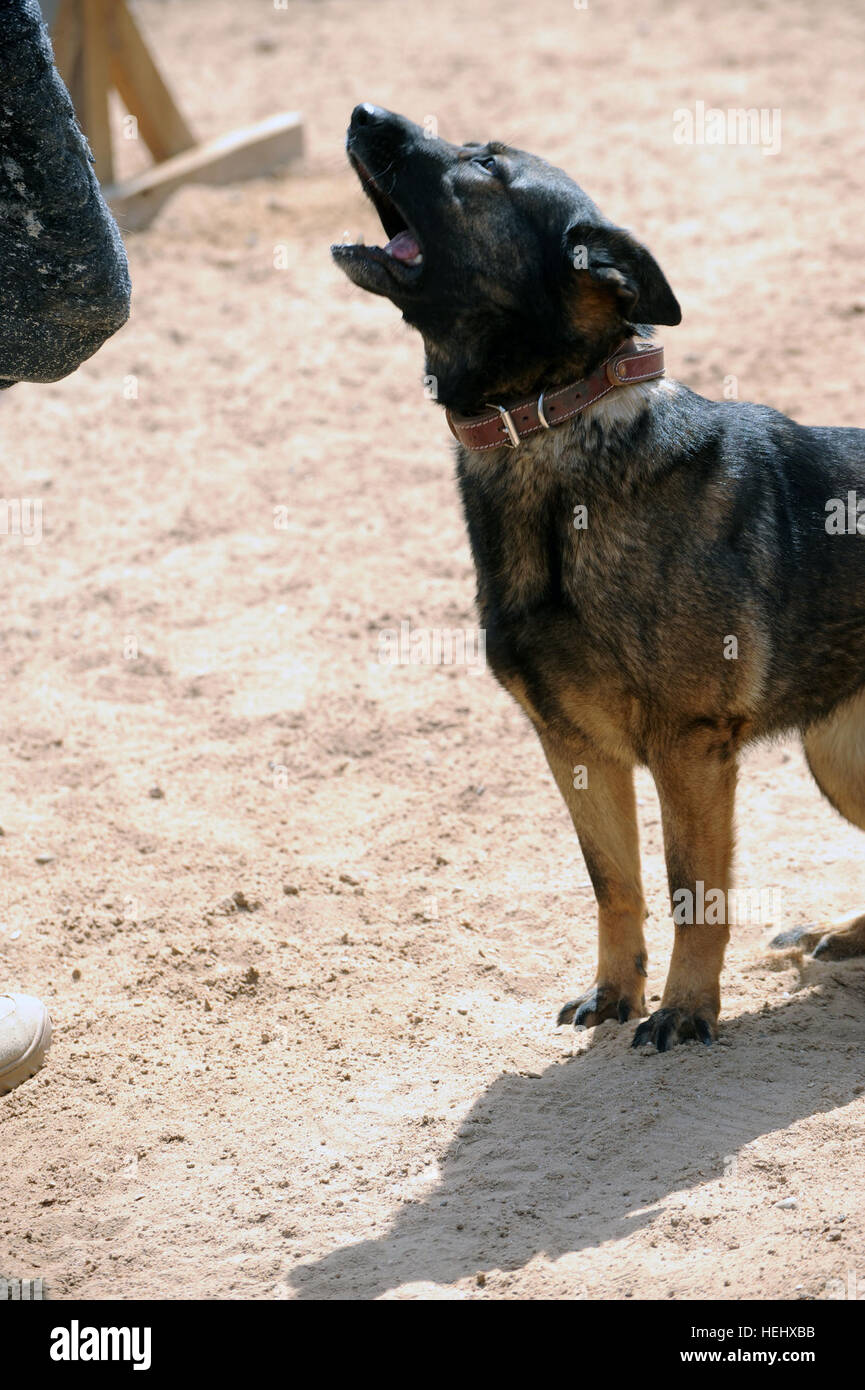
[445, 340, 665, 451]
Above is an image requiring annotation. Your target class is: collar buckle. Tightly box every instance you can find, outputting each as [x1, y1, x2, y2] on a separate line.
[484, 402, 521, 448]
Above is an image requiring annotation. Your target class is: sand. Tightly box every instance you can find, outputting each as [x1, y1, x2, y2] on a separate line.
[1, 0, 864, 1300]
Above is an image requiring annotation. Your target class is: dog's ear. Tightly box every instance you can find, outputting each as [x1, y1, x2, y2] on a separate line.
[565, 222, 681, 326]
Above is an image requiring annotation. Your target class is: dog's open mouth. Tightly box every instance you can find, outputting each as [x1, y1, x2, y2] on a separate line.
[331, 154, 424, 294]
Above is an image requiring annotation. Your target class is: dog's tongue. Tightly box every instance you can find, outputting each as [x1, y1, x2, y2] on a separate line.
[385, 229, 421, 262]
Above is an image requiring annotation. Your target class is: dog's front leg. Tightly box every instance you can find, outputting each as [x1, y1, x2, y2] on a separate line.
[541, 733, 649, 1030]
[635, 739, 737, 1051]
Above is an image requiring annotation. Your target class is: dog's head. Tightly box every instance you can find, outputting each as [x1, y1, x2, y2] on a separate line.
[332, 105, 680, 412]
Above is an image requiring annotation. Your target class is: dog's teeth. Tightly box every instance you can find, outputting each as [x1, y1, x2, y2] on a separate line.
[406, 252, 423, 266]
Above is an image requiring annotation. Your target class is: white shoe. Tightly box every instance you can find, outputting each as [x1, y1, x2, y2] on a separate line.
[0, 993, 53, 1096]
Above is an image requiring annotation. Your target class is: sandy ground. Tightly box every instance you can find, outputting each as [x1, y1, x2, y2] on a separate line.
[2, 0, 865, 1301]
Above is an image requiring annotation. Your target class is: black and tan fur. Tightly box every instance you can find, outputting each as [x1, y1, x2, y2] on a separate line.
[333, 105, 865, 1050]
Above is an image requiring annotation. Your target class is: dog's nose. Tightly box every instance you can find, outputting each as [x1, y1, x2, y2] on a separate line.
[351, 103, 388, 128]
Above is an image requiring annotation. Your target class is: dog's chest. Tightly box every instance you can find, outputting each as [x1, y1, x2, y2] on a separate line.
[457, 440, 657, 747]
[459, 440, 644, 638]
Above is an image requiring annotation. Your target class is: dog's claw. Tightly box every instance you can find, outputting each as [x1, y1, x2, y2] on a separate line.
[656, 1017, 674, 1052]
[557, 998, 581, 1027]
[631, 1006, 717, 1052]
[557, 984, 643, 1030]
[569, 992, 606, 1028]
[695, 1017, 713, 1046]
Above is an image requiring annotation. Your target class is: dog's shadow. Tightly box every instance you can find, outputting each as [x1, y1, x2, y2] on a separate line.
[289, 962, 865, 1298]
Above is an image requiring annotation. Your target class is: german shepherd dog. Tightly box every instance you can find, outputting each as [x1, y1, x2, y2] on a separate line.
[333, 104, 865, 1051]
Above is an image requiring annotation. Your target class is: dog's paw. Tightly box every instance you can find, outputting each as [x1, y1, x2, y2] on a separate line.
[557, 983, 645, 1030]
[769, 924, 824, 953]
[631, 1006, 716, 1053]
[770, 920, 865, 960]
[812, 931, 865, 961]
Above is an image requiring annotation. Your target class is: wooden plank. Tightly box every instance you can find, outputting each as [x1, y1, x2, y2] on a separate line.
[104, 110, 304, 230]
[105, 0, 196, 162]
[80, 0, 113, 183]
[49, 0, 83, 83]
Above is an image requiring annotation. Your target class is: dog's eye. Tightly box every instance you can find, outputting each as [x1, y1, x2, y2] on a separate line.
[473, 156, 498, 175]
